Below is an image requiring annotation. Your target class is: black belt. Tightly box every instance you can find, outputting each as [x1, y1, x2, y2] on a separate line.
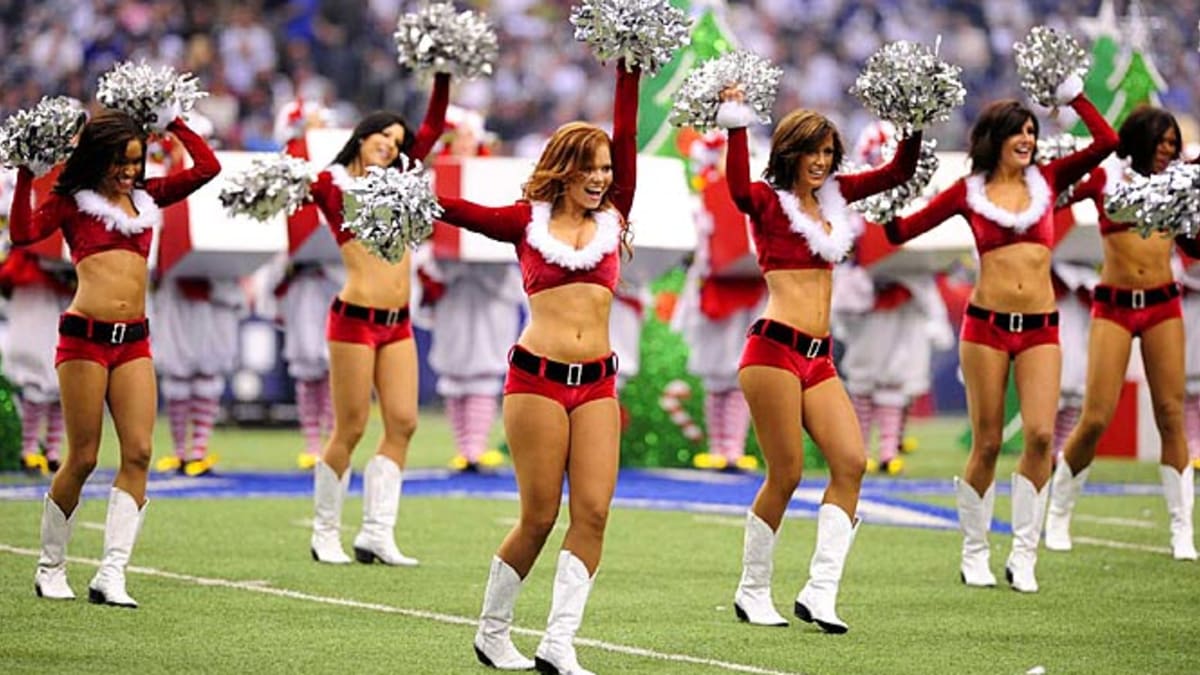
[1093, 283, 1180, 309]
[747, 319, 831, 358]
[509, 347, 618, 387]
[331, 298, 409, 326]
[965, 304, 1059, 333]
[58, 315, 149, 345]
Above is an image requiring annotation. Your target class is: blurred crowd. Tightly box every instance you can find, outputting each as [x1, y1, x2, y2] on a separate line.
[0, 0, 1197, 155]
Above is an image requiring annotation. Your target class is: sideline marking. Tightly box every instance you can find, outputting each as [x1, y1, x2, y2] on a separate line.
[0, 544, 803, 675]
[1073, 514, 1156, 529]
[1071, 536, 1171, 554]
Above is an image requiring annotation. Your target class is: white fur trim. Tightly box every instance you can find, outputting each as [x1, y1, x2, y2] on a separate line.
[524, 201, 621, 271]
[716, 101, 758, 130]
[774, 180, 860, 263]
[964, 167, 1052, 233]
[1099, 156, 1133, 196]
[73, 189, 161, 237]
[325, 164, 355, 192]
[1055, 74, 1084, 105]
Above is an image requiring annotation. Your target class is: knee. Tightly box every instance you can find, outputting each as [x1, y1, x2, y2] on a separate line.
[570, 501, 610, 537]
[764, 460, 803, 494]
[382, 407, 418, 443]
[121, 441, 153, 473]
[64, 451, 98, 478]
[520, 506, 560, 542]
[830, 453, 868, 484]
[1075, 411, 1111, 441]
[1153, 400, 1186, 436]
[972, 430, 1003, 462]
[1023, 425, 1054, 453]
[333, 409, 369, 446]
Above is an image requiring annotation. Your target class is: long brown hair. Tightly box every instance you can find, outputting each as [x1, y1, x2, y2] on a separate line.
[53, 109, 145, 195]
[523, 122, 632, 258]
[968, 100, 1039, 175]
[1118, 105, 1180, 176]
[764, 110, 844, 191]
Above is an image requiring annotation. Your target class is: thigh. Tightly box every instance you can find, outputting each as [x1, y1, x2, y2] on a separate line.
[565, 397, 621, 514]
[959, 341, 1012, 439]
[1141, 317, 1186, 414]
[328, 340, 376, 422]
[1013, 343, 1061, 431]
[802, 377, 865, 474]
[374, 338, 418, 431]
[739, 365, 804, 472]
[1081, 318, 1135, 418]
[504, 393, 571, 514]
[56, 359, 110, 450]
[107, 357, 158, 456]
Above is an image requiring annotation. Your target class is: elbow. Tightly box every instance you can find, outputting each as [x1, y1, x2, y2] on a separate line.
[884, 220, 905, 246]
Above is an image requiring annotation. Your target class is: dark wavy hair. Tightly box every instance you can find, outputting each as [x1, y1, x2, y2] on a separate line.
[52, 109, 145, 196]
[1118, 106, 1181, 176]
[764, 109, 844, 192]
[968, 100, 1039, 175]
[330, 111, 412, 168]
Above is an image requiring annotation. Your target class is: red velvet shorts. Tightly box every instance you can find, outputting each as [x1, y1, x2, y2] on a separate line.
[738, 332, 838, 390]
[1091, 284, 1182, 336]
[503, 347, 617, 412]
[325, 300, 412, 348]
[55, 314, 152, 369]
[960, 306, 1058, 357]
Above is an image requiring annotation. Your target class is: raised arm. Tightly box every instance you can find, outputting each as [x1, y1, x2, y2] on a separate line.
[406, 72, 451, 161]
[608, 61, 640, 219]
[310, 172, 345, 230]
[8, 168, 69, 246]
[1045, 96, 1118, 192]
[144, 118, 221, 207]
[437, 197, 530, 244]
[884, 178, 967, 245]
[837, 130, 924, 203]
[1060, 166, 1105, 209]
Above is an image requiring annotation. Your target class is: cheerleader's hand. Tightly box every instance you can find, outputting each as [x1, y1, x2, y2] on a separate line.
[149, 100, 183, 132]
[1054, 74, 1084, 106]
[716, 87, 756, 130]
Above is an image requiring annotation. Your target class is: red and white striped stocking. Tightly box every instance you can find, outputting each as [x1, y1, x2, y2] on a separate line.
[18, 398, 48, 459]
[875, 404, 905, 464]
[1184, 395, 1200, 462]
[850, 394, 874, 451]
[188, 397, 221, 461]
[43, 401, 64, 462]
[460, 395, 498, 463]
[295, 377, 326, 457]
[704, 390, 727, 458]
[1054, 406, 1081, 459]
[722, 389, 752, 461]
[166, 397, 191, 459]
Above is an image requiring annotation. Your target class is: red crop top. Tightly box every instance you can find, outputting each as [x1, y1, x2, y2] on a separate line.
[725, 126, 923, 272]
[313, 73, 450, 246]
[1068, 165, 1131, 235]
[885, 95, 1117, 254]
[8, 119, 219, 264]
[434, 64, 639, 297]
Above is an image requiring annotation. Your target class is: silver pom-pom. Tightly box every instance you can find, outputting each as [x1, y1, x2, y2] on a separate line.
[393, 2, 497, 79]
[219, 154, 313, 222]
[1013, 26, 1090, 108]
[1106, 163, 1200, 238]
[669, 51, 782, 131]
[850, 138, 940, 224]
[96, 61, 207, 131]
[0, 97, 86, 176]
[848, 40, 965, 135]
[570, 0, 691, 75]
[341, 161, 443, 263]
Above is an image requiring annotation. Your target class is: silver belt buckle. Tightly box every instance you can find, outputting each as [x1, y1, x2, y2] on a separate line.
[1008, 313, 1023, 333]
[386, 308, 401, 325]
[565, 363, 584, 386]
[110, 322, 127, 344]
[1131, 289, 1145, 309]
[805, 338, 822, 359]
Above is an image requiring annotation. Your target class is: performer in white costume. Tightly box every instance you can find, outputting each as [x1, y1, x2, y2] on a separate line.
[1179, 252, 1200, 470]
[1050, 261, 1097, 458]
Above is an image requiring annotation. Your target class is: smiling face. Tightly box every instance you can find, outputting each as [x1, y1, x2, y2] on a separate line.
[357, 123, 406, 169]
[999, 117, 1037, 172]
[100, 138, 144, 198]
[795, 132, 835, 193]
[564, 143, 613, 212]
[1153, 125, 1179, 174]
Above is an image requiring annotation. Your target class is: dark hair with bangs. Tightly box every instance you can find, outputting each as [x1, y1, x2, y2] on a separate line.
[1118, 106, 1181, 176]
[331, 111, 413, 168]
[968, 100, 1039, 175]
[764, 110, 844, 191]
[52, 109, 145, 196]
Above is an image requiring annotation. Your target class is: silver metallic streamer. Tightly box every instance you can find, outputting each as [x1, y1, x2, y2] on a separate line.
[1013, 26, 1090, 108]
[668, 50, 782, 131]
[850, 138, 940, 224]
[393, 3, 498, 79]
[569, 0, 691, 75]
[848, 40, 965, 136]
[0, 97, 86, 175]
[1106, 162, 1200, 238]
[219, 154, 313, 222]
[341, 161, 443, 263]
[95, 61, 207, 131]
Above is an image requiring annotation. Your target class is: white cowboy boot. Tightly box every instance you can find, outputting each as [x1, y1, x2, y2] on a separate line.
[1006, 474, 1049, 593]
[88, 487, 147, 608]
[353, 455, 418, 566]
[1044, 461, 1090, 551]
[955, 477, 997, 587]
[1160, 464, 1198, 561]
[534, 551, 595, 675]
[474, 556, 535, 670]
[311, 461, 352, 564]
[34, 494, 77, 600]
[794, 504, 859, 634]
[733, 511, 789, 627]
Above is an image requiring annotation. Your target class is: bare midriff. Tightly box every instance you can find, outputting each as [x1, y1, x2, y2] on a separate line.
[68, 250, 148, 320]
[761, 268, 833, 336]
[1100, 230, 1174, 288]
[521, 283, 613, 362]
[337, 240, 412, 308]
[973, 243, 1055, 312]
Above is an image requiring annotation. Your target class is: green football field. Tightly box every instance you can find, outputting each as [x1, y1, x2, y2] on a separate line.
[0, 412, 1197, 674]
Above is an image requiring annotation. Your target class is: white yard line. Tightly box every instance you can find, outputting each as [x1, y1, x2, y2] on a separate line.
[0, 543, 801, 675]
[1072, 514, 1157, 529]
[1071, 536, 1171, 555]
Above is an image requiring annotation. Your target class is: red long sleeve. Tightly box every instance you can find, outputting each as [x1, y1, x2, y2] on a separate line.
[1045, 96, 1118, 193]
[725, 127, 773, 218]
[436, 197, 530, 243]
[407, 72, 451, 161]
[837, 130, 923, 203]
[885, 179, 968, 245]
[1176, 235, 1200, 258]
[1063, 167, 1105, 208]
[609, 62, 640, 219]
[7, 167, 71, 247]
[144, 119, 221, 207]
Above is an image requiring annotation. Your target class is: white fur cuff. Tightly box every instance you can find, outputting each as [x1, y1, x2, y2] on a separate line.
[716, 101, 758, 130]
[1055, 74, 1084, 106]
